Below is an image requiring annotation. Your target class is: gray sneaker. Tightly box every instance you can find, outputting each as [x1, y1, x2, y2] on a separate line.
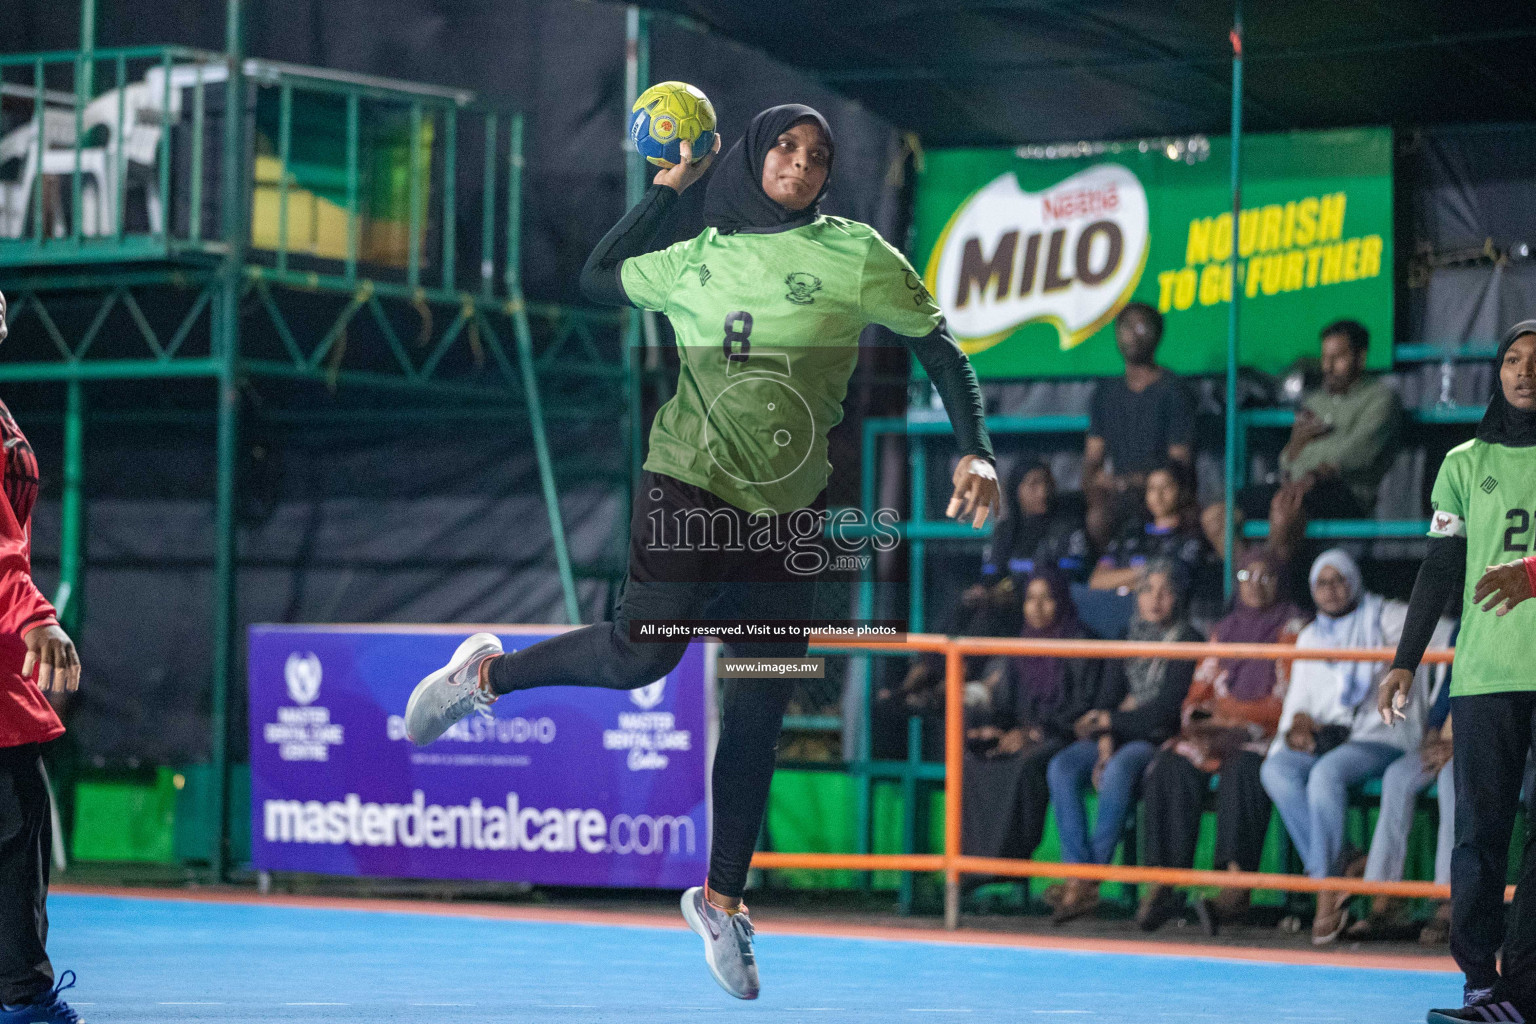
[403, 632, 503, 746]
[680, 886, 760, 1000]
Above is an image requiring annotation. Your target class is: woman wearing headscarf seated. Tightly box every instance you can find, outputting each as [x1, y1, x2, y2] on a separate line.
[963, 570, 1103, 871]
[1046, 558, 1202, 923]
[985, 459, 1094, 588]
[888, 460, 1092, 723]
[1089, 462, 1209, 592]
[1134, 548, 1307, 933]
[1260, 548, 1444, 945]
[1084, 460, 1220, 634]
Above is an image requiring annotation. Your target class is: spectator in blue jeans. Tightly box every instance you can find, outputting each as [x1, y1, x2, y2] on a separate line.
[1047, 558, 1200, 923]
[1260, 548, 1428, 945]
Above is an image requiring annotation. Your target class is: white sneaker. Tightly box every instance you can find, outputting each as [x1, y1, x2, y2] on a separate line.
[681, 886, 760, 1000]
[403, 632, 503, 746]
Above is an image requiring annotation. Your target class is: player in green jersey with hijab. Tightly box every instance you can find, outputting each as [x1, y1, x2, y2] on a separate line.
[404, 104, 999, 999]
[1381, 320, 1536, 1024]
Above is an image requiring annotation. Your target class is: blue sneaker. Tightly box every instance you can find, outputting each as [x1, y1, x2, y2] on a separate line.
[0, 970, 84, 1023]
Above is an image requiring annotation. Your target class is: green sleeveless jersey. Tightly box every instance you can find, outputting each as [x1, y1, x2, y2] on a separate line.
[621, 216, 943, 514]
[1428, 437, 1536, 695]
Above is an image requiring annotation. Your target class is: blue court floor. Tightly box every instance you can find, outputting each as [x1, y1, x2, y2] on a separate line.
[48, 892, 1458, 1023]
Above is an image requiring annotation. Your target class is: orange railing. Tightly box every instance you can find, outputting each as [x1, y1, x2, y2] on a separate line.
[756, 634, 1462, 929]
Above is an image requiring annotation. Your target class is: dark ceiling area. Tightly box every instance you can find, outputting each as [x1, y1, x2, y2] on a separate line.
[639, 0, 1536, 146]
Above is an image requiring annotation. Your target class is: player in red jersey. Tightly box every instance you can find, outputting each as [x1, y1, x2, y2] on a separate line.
[0, 290, 84, 1024]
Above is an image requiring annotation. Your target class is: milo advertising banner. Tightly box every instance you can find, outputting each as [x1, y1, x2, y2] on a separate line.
[913, 128, 1392, 377]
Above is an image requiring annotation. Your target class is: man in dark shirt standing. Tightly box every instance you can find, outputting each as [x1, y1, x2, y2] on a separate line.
[1082, 303, 1196, 548]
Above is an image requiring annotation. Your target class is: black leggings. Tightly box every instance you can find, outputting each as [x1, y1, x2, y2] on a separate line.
[485, 472, 821, 899]
[1450, 692, 1536, 1007]
[0, 743, 53, 1005]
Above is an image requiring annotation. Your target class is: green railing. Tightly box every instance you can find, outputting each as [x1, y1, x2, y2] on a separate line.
[827, 386, 1487, 911]
[0, 44, 519, 306]
[0, 41, 638, 880]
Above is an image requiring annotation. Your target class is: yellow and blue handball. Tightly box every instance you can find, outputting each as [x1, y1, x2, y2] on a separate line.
[629, 81, 717, 168]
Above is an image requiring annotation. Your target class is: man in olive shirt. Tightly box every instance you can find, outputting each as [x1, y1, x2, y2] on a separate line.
[1276, 319, 1403, 520]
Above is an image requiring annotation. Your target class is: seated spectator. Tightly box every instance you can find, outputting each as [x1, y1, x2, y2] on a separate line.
[1089, 461, 1220, 624]
[983, 459, 1093, 586]
[1348, 624, 1456, 943]
[893, 460, 1093, 714]
[1136, 549, 1306, 932]
[1242, 320, 1404, 550]
[963, 570, 1103, 866]
[1046, 559, 1201, 923]
[1083, 303, 1196, 549]
[1260, 548, 1428, 945]
[872, 667, 944, 762]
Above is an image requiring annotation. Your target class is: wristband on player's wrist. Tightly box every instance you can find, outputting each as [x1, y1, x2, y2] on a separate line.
[1524, 555, 1536, 597]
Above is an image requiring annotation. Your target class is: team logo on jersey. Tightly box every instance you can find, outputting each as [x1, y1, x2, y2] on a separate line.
[1430, 509, 1466, 538]
[903, 271, 932, 307]
[698, 263, 711, 287]
[1482, 476, 1499, 494]
[784, 272, 822, 305]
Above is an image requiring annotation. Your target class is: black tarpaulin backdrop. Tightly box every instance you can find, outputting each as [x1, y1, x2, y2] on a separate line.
[23, 413, 624, 763]
[636, 1, 1536, 147]
[1402, 124, 1536, 350]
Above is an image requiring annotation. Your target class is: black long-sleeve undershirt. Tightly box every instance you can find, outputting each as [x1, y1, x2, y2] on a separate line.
[1391, 535, 1467, 673]
[578, 187, 992, 463]
[579, 183, 679, 306]
[909, 318, 994, 463]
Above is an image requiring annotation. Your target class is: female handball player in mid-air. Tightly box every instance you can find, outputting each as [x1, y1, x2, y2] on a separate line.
[404, 104, 999, 999]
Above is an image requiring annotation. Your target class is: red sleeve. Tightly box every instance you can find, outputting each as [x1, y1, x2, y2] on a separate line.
[0, 426, 63, 748]
[0, 480, 56, 638]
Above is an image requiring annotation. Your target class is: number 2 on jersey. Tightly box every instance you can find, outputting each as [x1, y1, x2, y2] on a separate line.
[1504, 508, 1532, 553]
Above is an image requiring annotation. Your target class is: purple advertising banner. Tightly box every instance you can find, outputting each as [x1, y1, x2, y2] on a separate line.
[248, 625, 715, 888]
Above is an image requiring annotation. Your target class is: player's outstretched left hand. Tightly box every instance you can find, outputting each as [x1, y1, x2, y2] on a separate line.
[23, 622, 80, 694]
[947, 455, 1000, 529]
[1474, 559, 1535, 616]
[1377, 667, 1412, 726]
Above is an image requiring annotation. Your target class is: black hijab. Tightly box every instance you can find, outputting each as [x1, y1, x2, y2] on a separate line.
[1476, 319, 1536, 448]
[989, 458, 1055, 568]
[702, 104, 834, 235]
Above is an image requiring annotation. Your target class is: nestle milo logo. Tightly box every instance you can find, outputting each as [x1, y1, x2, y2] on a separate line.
[925, 164, 1149, 353]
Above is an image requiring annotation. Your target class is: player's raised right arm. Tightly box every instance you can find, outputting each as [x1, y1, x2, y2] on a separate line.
[579, 135, 720, 307]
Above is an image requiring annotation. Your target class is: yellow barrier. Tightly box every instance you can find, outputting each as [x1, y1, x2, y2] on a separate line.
[755, 633, 1467, 929]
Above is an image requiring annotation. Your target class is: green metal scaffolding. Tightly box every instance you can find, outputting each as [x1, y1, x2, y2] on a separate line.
[0, 1, 638, 877]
